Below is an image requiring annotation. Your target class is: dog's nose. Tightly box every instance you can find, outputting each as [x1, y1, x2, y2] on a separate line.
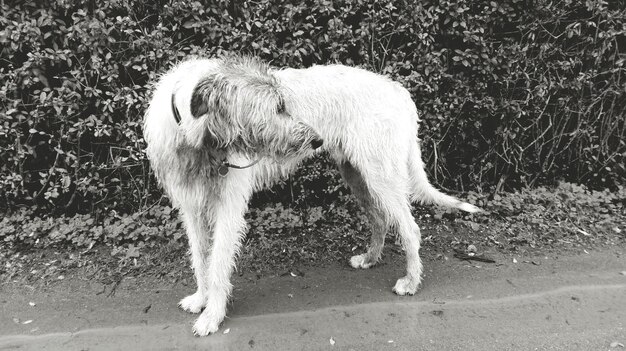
[310, 139, 323, 150]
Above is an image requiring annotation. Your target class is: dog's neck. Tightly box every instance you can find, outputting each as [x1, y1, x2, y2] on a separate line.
[218, 158, 260, 176]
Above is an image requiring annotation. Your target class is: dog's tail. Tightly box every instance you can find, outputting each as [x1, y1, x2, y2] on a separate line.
[408, 141, 481, 213]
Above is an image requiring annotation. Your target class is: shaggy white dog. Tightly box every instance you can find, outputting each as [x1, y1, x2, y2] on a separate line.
[143, 56, 480, 336]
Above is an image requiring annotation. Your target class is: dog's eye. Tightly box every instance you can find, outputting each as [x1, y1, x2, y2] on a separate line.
[277, 98, 286, 115]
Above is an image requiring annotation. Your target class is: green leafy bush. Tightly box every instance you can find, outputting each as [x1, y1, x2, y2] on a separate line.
[1, 0, 624, 215]
[0, 204, 184, 252]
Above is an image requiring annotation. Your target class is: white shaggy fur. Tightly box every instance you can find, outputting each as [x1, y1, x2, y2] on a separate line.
[144, 56, 480, 336]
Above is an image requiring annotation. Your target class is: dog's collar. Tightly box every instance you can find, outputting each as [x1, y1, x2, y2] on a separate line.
[171, 93, 182, 124]
[218, 159, 260, 176]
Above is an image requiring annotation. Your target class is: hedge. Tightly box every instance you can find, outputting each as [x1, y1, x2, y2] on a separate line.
[1, 0, 624, 215]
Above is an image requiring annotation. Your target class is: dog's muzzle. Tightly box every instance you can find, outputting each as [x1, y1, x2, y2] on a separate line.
[310, 138, 323, 150]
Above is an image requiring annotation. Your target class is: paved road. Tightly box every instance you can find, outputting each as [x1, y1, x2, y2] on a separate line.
[1, 249, 625, 350]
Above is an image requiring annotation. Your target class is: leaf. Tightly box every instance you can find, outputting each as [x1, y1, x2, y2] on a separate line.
[182, 21, 196, 29]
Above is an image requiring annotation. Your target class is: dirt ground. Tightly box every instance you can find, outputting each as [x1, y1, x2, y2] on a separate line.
[1, 246, 625, 351]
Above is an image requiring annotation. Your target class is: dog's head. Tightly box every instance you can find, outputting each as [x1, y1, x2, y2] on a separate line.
[179, 56, 322, 159]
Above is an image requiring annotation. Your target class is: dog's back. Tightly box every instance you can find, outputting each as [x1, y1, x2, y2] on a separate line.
[274, 64, 479, 213]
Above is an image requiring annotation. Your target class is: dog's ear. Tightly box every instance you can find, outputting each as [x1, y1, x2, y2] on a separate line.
[189, 75, 241, 148]
[190, 75, 220, 119]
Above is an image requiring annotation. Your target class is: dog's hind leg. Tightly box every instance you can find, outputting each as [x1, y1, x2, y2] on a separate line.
[338, 161, 389, 269]
[352, 159, 424, 295]
[389, 203, 423, 295]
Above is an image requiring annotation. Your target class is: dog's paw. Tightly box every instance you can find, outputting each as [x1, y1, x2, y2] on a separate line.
[392, 276, 421, 296]
[350, 254, 375, 269]
[179, 291, 206, 314]
[192, 309, 223, 336]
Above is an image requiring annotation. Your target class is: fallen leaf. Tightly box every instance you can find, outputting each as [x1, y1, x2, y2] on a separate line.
[513, 258, 517, 263]
[223, 328, 230, 334]
[610, 341, 624, 348]
[28, 302, 36, 307]
[576, 228, 591, 236]
[287, 293, 293, 298]
[23, 320, 33, 324]
[330, 337, 335, 345]
[388, 340, 394, 343]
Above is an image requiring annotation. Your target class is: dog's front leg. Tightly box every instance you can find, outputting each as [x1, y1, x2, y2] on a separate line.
[192, 184, 250, 336]
[179, 209, 211, 314]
